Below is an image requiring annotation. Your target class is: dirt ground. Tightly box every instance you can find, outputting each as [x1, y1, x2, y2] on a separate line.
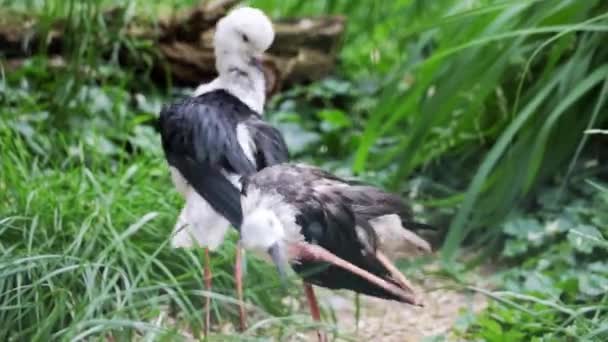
[163, 262, 492, 341]
[284, 264, 492, 342]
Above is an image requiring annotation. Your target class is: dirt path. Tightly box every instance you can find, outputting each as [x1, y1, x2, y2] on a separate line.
[164, 263, 491, 341]
[287, 265, 490, 341]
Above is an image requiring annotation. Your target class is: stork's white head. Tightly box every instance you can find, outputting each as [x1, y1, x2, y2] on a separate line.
[201, 7, 274, 113]
[240, 208, 290, 280]
[241, 208, 284, 252]
[214, 7, 274, 76]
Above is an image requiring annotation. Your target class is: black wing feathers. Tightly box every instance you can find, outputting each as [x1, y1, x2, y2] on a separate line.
[343, 186, 411, 221]
[169, 156, 243, 229]
[243, 163, 429, 301]
[291, 192, 403, 301]
[294, 164, 435, 232]
[159, 90, 288, 228]
[159, 91, 257, 176]
[247, 119, 289, 167]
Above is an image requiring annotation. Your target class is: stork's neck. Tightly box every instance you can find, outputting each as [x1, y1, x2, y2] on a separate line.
[221, 67, 266, 113]
[194, 65, 266, 114]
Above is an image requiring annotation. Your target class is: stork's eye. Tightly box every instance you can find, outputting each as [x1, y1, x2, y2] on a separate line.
[241, 33, 249, 42]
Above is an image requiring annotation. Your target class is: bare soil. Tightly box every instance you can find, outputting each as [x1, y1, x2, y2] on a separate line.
[163, 262, 492, 341]
[285, 263, 492, 342]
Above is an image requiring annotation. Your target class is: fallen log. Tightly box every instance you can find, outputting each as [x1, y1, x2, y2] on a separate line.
[0, 1, 346, 96]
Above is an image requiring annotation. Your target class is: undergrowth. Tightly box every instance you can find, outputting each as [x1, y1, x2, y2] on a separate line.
[1, 0, 608, 340]
[0, 60, 308, 341]
[455, 175, 608, 341]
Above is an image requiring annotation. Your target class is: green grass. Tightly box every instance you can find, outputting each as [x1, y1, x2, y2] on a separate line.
[254, 0, 608, 261]
[2, 0, 608, 340]
[0, 61, 312, 340]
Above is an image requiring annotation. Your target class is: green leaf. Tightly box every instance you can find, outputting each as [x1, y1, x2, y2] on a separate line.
[277, 122, 321, 154]
[479, 317, 504, 341]
[525, 65, 608, 192]
[567, 225, 605, 254]
[317, 109, 352, 132]
[442, 74, 559, 262]
[501, 217, 549, 248]
[544, 218, 572, 236]
[578, 272, 608, 297]
[503, 239, 528, 257]
[523, 272, 560, 297]
[588, 261, 608, 275]
[503, 218, 543, 239]
[568, 225, 608, 254]
[321, 78, 352, 95]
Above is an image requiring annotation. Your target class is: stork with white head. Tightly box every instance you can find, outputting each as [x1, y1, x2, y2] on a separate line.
[194, 6, 274, 114]
[238, 163, 433, 341]
[158, 6, 288, 334]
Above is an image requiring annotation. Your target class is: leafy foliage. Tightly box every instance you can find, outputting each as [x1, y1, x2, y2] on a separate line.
[458, 178, 608, 341]
[1, 0, 608, 340]
[251, 0, 608, 259]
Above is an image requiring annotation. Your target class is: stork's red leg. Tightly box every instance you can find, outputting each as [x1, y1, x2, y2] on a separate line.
[304, 282, 326, 342]
[291, 242, 422, 306]
[235, 243, 247, 331]
[203, 247, 212, 335]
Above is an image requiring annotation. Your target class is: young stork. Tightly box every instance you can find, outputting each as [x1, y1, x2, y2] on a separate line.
[237, 163, 432, 341]
[158, 7, 288, 332]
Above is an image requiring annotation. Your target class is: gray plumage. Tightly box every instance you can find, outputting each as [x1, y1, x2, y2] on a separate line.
[240, 163, 432, 301]
[242, 163, 432, 247]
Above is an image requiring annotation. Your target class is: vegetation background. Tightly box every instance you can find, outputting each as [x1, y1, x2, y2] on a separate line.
[1, 0, 607, 340]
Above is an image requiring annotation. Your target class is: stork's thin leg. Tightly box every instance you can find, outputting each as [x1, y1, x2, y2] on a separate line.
[291, 242, 422, 306]
[304, 283, 326, 342]
[235, 243, 247, 331]
[203, 247, 212, 336]
[375, 251, 416, 293]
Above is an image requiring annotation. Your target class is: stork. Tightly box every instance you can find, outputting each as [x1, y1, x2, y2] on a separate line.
[237, 163, 432, 341]
[157, 7, 288, 333]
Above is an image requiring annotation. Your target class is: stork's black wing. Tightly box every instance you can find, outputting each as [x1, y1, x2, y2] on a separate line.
[244, 164, 378, 255]
[245, 117, 289, 168]
[159, 90, 260, 228]
[159, 90, 258, 175]
[288, 189, 406, 301]
[247, 163, 434, 233]
[276, 164, 434, 232]
[245, 169, 402, 300]
[241, 163, 354, 194]
[328, 184, 436, 232]
[169, 157, 243, 229]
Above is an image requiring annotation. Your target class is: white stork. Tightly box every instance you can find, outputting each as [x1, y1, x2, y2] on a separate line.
[237, 163, 432, 341]
[158, 7, 288, 332]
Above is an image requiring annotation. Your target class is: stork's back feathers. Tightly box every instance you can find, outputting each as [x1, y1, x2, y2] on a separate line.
[242, 163, 432, 257]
